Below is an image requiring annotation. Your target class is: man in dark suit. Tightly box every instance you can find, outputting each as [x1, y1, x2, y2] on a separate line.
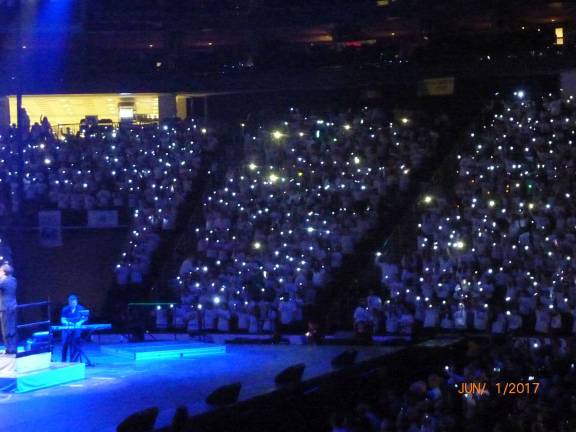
[0, 263, 17, 355]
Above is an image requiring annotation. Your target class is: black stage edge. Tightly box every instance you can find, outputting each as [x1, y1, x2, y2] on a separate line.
[157, 338, 467, 432]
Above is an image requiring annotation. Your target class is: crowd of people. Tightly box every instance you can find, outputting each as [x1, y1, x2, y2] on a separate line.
[329, 337, 576, 432]
[0, 115, 216, 282]
[355, 92, 576, 337]
[175, 107, 441, 333]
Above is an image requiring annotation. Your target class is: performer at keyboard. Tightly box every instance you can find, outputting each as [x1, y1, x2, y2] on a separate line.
[60, 294, 88, 362]
[0, 264, 18, 355]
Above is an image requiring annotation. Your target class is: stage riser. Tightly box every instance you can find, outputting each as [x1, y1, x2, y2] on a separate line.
[0, 352, 52, 374]
[100, 343, 226, 361]
[134, 347, 226, 360]
[92, 333, 308, 345]
[0, 362, 85, 393]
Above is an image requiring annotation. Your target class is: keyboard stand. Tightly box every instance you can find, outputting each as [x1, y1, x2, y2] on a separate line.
[67, 331, 96, 367]
[71, 345, 95, 367]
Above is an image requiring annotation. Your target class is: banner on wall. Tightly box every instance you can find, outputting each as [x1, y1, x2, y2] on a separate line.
[38, 210, 62, 247]
[561, 69, 576, 98]
[418, 77, 455, 96]
[87, 210, 119, 228]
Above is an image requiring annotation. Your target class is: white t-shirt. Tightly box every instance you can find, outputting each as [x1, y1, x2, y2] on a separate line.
[508, 313, 523, 331]
[551, 313, 562, 329]
[454, 309, 467, 330]
[331, 252, 343, 268]
[440, 316, 454, 330]
[354, 306, 371, 324]
[491, 315, 506, 334]
[263, 310, 277, 332]
[248, 315, 259, 333]
[423, 307, 439, 328]
[367, 295, 383, 311]
[385, 311, 398, 333]
[535, 309, 550, 333]
[473, 309, 489, 330]
[398, 313, 414, 334]
[187, 312, 200, 332]
[341, 235, 354, 254]
[203, 309, 216, 330]
[237, 312, 249, 330]
[312, 269, 327, 287]
[376, 262, 398, 283]
[179, 259, 194, 276]
[279, 301, 294, 325]
[130, 269, 143, 285]
[519, 296, 535, 315]
[217, 309, 231, 332]
[115, 265, 130, 285]
[290, 299, 303, 322]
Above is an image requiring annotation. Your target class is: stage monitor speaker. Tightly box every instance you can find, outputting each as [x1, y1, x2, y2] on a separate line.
[205, 382, 242, 407]
[274, 363, 305, 388]
[331, 349, 358, 369]
[116, 407, 159, 432]
[26, 331, 52, 353]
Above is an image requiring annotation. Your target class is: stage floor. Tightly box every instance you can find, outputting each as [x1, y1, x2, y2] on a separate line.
[0, 342, 403, 432]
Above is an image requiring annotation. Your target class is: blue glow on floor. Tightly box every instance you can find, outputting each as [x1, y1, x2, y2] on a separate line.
[0, 343, 397, 432]
[15, 363, 86, 393]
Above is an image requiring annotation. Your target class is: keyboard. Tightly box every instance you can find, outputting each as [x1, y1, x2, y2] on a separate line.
[50, 323, 112, 332]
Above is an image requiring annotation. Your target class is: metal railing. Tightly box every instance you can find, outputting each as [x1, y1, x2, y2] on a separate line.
[15, 300, 51, 331]
[54, 120, 160, 137]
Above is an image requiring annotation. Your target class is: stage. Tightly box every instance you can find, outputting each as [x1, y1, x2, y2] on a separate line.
[0, 338, 456, 432]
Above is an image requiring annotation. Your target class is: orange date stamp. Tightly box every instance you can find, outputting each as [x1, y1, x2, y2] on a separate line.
[456, 382, 540, 396]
